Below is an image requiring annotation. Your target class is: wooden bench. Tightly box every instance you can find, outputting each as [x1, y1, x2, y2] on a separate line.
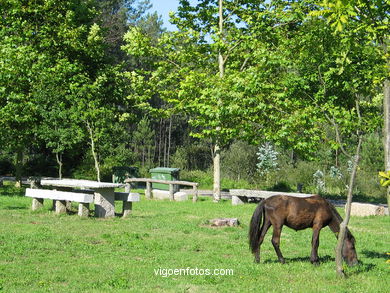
[25, 188, 140, 217]
[124, 178, 199, 202]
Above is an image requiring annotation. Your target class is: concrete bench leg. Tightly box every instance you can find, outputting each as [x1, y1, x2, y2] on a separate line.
[232, 195, 245, 206]
[53, 200, 72, 212]
[32, 198, 44, 210]
[122, 201, 133, 217]
[78, 203, 90, 217]
[66, 201, 72, 212]
[55, 200, 67, 214]
[94, 188, 115, 218]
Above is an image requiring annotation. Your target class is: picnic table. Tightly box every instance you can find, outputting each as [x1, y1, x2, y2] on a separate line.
[25, 179, 139, 218]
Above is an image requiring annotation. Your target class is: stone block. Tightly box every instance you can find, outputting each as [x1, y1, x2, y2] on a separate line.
[349, 202, 386, 217]
[232, 195, 245, 206]
[94, 188, 115, 218]
[55, 200, 67, 214]
[209, 218, 240, 227]
[173, 191, 188, 201]
[78, 202, 90, 217]
[32, 198, 44, 211]
[151, 189, 188, 201]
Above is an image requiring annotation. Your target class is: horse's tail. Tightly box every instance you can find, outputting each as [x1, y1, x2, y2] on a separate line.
[249, 200, 265, 254]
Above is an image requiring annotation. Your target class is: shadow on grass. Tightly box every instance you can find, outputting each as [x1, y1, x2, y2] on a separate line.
[2, 206, 28, 210]
[362, 250, 389, 260]
[262, 255, 378, 275]
[348, 262, 377, 276]
[264, 255, 334, 264]
[0, 186, 25, 197]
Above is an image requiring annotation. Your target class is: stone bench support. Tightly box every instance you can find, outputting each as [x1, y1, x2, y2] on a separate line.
[25, 188, 94, 216]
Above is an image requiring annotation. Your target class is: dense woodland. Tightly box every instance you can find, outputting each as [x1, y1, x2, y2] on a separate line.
[0, 0, 389, 204]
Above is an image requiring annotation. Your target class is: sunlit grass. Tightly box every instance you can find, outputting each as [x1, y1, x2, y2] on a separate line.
[0, 185, 389, 292]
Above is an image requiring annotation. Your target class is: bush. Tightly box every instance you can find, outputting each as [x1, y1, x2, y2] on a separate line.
[221, 140, 258, 182]
[276, 161, 319, 193]
[0, 158, 14, 176]
[180, 170, 213, 189]
[170, 143, 212, 171]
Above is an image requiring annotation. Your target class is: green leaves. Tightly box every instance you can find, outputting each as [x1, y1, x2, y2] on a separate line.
[379, 171, 390, 187]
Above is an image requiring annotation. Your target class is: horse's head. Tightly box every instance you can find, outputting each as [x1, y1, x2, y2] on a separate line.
[342, 231, 358, 266]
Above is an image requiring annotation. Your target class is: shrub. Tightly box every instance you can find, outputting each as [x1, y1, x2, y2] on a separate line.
[221, 141, 258, 182]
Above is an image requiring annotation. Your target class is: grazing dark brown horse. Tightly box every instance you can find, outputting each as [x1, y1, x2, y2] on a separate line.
[249, 195, 358, 265]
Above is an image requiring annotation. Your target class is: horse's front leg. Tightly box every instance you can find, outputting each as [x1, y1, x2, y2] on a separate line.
[271, 225, 285, 264]
[311, 225, 322, 265]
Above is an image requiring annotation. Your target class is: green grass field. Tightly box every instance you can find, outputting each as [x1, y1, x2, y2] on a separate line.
[0, 185, 389, 292]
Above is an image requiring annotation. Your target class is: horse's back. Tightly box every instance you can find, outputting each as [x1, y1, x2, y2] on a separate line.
[264, 195, 333, 230]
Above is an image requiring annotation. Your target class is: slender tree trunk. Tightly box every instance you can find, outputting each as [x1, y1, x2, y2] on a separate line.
[335, 135, 362, 277]
[158, 118, 163, 166]
[213, 143, 221, 202]
[14, 146, 23, 188]
[213, 0, 224, 202]
[86, 121, 101, 182]
[383, 38, 390, 212]
[163, 122, 167, 167]
[384, 77, 390, 211]
[55, 152, 63, 179]
[167, 116, 172, 166]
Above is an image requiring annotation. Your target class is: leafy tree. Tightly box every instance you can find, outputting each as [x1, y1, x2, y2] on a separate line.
[307, 0, 388, 276]
[0, 0, 97, 185]
[95, 0, 164, 64]
[124, 0, 280, 201]
[313, 0, 390, 213]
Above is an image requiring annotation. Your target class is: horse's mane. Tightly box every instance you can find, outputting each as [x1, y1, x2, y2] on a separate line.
[325, 199, 343, 223]
[325, 198, 355, 242]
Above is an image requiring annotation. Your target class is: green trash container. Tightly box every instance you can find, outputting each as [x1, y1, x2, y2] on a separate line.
[112, 166, 139, 184]
[149, 167, 180, 192]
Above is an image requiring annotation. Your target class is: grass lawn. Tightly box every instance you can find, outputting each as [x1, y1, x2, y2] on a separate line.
[0, 185, 389, 292]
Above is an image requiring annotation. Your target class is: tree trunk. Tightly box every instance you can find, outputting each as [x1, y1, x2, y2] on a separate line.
[55, 152, 63, 179]
[212, 0, 224, 203]
[163, 121, 167, 167]
[14, 146, 23, 188]
[167, 116, 172, 166]
[335, 135, 362, 277]
[213, 143, 221, 202]
[86, 121, 101, 182]
[158, 118, 163, 166]
[384, 77, 390, 211]
[383, 36, 390, 211]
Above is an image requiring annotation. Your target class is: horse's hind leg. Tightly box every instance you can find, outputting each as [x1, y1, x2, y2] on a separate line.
[271, 225, 285, 264]
[254, 219, 271, 263]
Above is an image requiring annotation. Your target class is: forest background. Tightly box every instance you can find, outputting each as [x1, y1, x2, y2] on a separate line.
[0, 0, 389, 204]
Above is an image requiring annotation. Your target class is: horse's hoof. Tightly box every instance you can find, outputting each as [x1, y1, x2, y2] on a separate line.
[311, 258, 320, 265]
[279, 258, 286, 264]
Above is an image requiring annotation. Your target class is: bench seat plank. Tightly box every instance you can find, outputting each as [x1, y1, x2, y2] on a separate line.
[114, 192, 140, 202]
[25, 188, 94, 203]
